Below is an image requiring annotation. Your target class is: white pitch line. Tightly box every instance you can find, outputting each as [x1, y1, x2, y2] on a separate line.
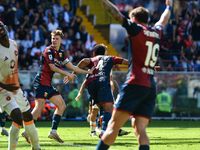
[0, 140, 117, 150]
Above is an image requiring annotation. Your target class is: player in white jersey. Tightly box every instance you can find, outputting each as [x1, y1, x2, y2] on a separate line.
[0, 21, 41, 150]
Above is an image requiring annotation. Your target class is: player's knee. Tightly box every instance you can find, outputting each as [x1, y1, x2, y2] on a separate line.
[22, 109, 33, 122]
[10, 108, 23, 126]
[59, 102, 66, 110]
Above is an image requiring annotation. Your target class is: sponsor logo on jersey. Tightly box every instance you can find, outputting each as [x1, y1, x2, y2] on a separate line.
[49, 55, 53, 60]
[59, 53, 62, 57]
[44, 92, 48, 98]
[4, 56, 8, 61]
[14, 50, 18, 56]
[10, 60, 15, 69]
[6, 96, 11, 101]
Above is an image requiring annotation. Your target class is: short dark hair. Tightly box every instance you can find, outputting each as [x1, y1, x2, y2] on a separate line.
[93, 44, 107, 55]
[129, 6, 149, 24]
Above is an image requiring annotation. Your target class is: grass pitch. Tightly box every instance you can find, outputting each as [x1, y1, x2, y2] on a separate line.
[0, 121, 200, 150]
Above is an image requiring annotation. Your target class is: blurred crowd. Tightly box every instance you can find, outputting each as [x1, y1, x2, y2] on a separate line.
[0, 0, 97, 71]
[0, 0, 200, 72]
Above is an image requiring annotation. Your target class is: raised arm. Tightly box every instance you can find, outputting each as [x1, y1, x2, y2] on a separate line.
[155, 0, 173, 29]
[98, 0, 123, 24]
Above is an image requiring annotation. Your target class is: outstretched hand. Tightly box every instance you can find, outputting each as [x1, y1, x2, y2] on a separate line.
[63, 73, 77, 84]
[75, 93, 81, 101]
[88, 66, 95, 74]
[154, 66, 160, 72]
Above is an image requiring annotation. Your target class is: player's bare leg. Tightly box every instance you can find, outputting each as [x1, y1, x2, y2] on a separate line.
[48, 95, 66, 143]
[90, 108, 99, 137]
[96, 110, 130, 149]
[132, 116, 149, 147]
[31, 98, 46, 120]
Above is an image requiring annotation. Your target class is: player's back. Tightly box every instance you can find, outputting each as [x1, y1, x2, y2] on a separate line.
[122, 18, 163, 87]
[0, 39, 19, 92]
[85, 55, 123, 87]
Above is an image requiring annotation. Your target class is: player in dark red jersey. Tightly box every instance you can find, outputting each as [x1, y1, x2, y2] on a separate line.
[96, 0, 173, 150]
[22, 30, 94, 143]
[64, 43, 128, 138]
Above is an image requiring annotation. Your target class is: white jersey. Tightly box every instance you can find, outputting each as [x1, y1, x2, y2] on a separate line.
[0, 39, 19, 94]
[0, 39, 30, 114]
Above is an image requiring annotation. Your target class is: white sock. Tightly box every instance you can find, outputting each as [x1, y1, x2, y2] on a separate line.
[1, 127, 5, 131]
[24, 120, 40, 149]
[90, 121, 96, 132]
[9, 122, 21, 150]
[51, 129, 57, 133]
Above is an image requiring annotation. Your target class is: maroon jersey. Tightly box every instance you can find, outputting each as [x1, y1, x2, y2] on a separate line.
[122, 17, 163, 87]
[34, 45, 69, 86]
[85, 55, 123, 88]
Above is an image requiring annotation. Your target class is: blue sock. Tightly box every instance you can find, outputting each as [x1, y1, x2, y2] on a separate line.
[139, 145, 149, 150]
[100, 108, 104, 116]
[34, 119, 36, 124]
[96, 139, 109, 150]
[52, 114, 61, 130]
[102, 112, 111, 132]
[0, 112, 5, 127]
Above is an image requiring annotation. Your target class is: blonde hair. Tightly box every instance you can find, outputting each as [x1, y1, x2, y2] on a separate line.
[51, 30, 64, 39]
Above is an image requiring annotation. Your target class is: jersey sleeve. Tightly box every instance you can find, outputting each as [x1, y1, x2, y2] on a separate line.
[152, 25, 163, 38]
[43, 48, 54, 64]
[122, 17, 142, 36]
[62, 52, 70, 65]
[111, 56, 123, 65]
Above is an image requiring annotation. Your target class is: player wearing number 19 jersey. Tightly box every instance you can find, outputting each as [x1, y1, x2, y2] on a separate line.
[96, 0, 173, 150]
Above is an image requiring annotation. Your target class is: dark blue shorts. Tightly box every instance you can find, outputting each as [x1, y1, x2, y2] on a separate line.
[87, 80, 114, 104]
[114, 84, 156, 120]
[33, 82, 60, 100]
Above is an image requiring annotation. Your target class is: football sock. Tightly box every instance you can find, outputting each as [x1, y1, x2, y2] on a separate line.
[139, 145, 149, 150]
[51, 114, 61, 130]
[90, 121, 96, 132]
[96, 139, 109, 150]
[23, 120, 40, 149]
[97, 119, 101, 129]
[9, 122, 21, 150]
[0, 111, 5, 128]
[101, 112, 111, 132]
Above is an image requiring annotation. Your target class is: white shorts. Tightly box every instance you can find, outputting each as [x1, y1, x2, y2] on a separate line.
[92, 104, 99, 109]
[0, 89, 30, 115]
[13, 89, 30, 113]
[0, 91, 19, 115]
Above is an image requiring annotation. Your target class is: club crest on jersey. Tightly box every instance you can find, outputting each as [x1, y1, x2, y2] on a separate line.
[59, 53, 62, 57]
[6, 96, 11, 101]
[14, 50, 18, 56]
[44, 92, 48, 98]
[49, 55, 53, 60]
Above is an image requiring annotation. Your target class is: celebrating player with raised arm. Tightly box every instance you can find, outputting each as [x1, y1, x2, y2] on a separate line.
[0, 21, 41, 150]
[96, 0, 173, 150]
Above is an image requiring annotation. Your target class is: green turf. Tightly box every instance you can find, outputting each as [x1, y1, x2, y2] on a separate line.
[1, 121, 200, 150]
